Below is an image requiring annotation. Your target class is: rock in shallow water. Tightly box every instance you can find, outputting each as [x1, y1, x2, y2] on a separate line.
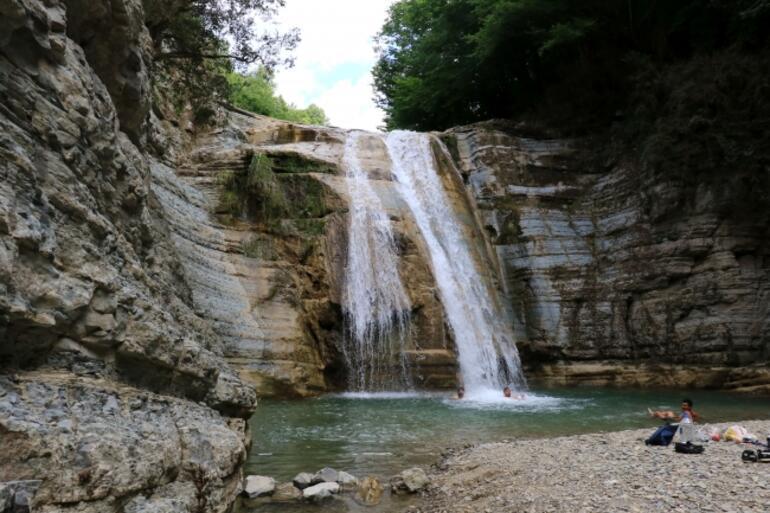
[273, 482, 302, 501]
[302, 482, 340, 501]
[337, 471, 358, 486]
[293, 472, 315, 489]
[243, 475, 276, 498]
[312, 467, 339, 484]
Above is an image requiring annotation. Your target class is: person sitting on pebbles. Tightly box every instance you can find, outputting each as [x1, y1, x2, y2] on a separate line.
[648, 398, 700, 423]
[503, 386, 526, 400]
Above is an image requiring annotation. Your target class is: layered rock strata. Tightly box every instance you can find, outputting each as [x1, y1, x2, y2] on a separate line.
[446, 121, 770, 391]
[1, 0, 254, 510]
[166, 119, 462, 393]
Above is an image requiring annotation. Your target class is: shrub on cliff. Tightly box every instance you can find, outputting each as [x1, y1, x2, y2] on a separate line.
[218, 153, 287, 222]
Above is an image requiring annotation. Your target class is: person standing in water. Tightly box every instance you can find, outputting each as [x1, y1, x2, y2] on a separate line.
[454, 387, 465, 400]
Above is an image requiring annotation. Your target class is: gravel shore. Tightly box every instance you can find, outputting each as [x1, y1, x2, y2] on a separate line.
[416, 420, 770, 513]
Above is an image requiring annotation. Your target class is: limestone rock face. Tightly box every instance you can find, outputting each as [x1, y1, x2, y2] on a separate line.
[446, 121, 770, 389]
[0, 0, 254, 510]
[158, 114, 463, 394]
[0, 373, 248, 512]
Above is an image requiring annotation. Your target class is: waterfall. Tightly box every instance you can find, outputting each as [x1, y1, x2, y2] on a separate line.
[385, 130, 526, 396]
[341, 131, 413, 391]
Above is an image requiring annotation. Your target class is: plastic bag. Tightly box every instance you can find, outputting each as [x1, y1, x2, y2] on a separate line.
[723, 425, 755, 442]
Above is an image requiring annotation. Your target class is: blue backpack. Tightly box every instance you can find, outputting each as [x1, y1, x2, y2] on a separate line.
[645, 424, 678, 446]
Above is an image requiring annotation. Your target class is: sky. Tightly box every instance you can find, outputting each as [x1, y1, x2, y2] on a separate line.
[269, 0, 396, 131]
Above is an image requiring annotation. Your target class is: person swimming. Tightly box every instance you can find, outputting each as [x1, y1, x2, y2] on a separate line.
[503, 386, 526, 400]
[455, 386, 465, 400]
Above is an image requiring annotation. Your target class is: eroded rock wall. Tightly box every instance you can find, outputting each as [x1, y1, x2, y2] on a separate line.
[163, 119, 460, 394]
[448, 121, 770, 391]
[0, 0, 254, 511]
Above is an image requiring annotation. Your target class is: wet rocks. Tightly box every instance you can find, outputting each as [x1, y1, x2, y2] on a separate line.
[311, 467, 339, 484]
[292, 472, 315, 489]
[302, 482, 340, 502]
[337, 470, 359, 487]
[391, 467, 430, 493]
[273, 482, 303, 501]
[243, 475, 276, 498]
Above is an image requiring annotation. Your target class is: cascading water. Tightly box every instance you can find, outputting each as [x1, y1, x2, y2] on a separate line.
[341, 131, 413, 391]
[385, 130, 526, 397]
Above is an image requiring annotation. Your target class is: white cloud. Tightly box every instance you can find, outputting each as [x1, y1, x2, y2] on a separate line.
[270, 0, 395, 131]
[315, 75, 384, 132]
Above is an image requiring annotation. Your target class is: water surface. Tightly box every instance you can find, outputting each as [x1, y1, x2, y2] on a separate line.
[246, 386, 770, 481]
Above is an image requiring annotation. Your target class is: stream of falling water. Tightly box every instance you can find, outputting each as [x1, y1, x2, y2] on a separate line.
[385, 130, 526, 397]
[341, 131, 413, 391]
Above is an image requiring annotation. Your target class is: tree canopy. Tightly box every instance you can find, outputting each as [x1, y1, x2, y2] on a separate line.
[143, 0, 300, 117]
[227, 71, 329, 125]
[373, 0, 770, 131]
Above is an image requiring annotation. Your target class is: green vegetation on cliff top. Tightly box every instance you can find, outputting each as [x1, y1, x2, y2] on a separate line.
[375, 0, 770, 217]
[374, 0, 770, 132]
[226, 70, 329, 125]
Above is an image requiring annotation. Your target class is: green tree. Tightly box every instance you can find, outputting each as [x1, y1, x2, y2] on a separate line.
[143, 0, 300, 118]
[374, 0, 770, 131]
[227, 71, 329, 125]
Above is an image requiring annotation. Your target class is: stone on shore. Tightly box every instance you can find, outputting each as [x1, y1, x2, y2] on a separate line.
[293, 472, 315, 489]
[302, 482, 340, 501]
[391, 467, 430, 493]
[422, 420, 770, 513]
[312, 467, 339, 484]
[243, 475, 276, 498]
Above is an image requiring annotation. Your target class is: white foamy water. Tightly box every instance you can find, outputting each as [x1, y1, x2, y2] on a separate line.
[341, 131, 413, 391]
[385, 130, 526, 395]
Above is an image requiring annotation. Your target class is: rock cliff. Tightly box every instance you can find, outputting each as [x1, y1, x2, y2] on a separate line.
[446, 121, 770, 392]
[2, 1, 768, 509]
[1, 0, 254, 511]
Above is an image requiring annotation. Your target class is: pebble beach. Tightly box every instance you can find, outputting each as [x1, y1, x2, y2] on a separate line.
[416, 420, 770, 513]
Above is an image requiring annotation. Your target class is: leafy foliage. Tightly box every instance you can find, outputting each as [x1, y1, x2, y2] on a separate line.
[227, 71, 329, 125]
[374, 0, 770, 131]
[143, 0, 299, 118]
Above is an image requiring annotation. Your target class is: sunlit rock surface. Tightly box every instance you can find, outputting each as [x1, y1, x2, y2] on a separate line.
[161, 116, 465, 394]
[0, 0, 253, 510]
